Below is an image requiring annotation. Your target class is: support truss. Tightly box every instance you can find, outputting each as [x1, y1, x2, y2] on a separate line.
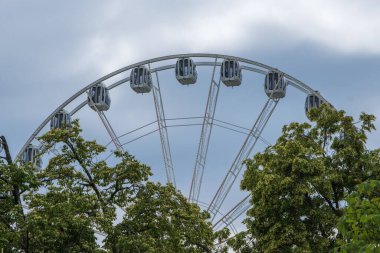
[189, 59, 221, 203]
[213, 194, 250, 230]
[208, 98, 279, 220]
[152, 70, 176, 187]
[98, 111, 123, 151]
[87, 92, 123, 152]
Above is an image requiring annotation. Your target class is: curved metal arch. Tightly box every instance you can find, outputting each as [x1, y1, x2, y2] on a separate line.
[17, 53, 330, 160]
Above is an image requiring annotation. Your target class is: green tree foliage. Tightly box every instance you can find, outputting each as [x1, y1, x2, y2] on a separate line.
[0, 136, 40, 252]
[335, 180, 380, 253]
[25, 189, 101, 252]
[106, 182, 227, 253]
[232, 106, 380, 253]
[0, 120, 223, 252]
[25, 120, 151, 252]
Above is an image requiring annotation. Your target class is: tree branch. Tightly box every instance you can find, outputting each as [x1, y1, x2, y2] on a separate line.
[310, 182, 342, 217]
[0, 175, 9, 183]
[0, 136, 13, 165]
[331, 181, 340, 210]
[65, 141, 105, 212]
[1, 136, 29, 252]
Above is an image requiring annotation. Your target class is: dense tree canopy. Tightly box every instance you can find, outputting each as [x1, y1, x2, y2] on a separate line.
[0, 121, 224, 252]
[106, 182, 225, 253]
[0, 136, 40, 252]
[230, 106, 380, 252]
[335, 180, 380, 253]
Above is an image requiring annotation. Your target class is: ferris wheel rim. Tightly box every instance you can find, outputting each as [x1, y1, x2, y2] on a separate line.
[17, 53, 330, 159]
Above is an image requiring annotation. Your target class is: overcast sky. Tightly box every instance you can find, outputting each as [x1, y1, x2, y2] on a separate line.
[1, 0, 380, 231]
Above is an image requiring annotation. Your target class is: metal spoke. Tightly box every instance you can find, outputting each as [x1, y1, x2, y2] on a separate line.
[87, 92, 123, 152]
[151, 68, 176, 187]
[212, 73, 288, 229]
[197, 200, 238, 234]
[104, 120, 158, 148]
[213, 194, 250, 230]
[103, 129, 160, 162]
[212, 119, 272, 146]
[98, 111, 123, 151]
[208, 98, 279, 221]
[121, 129, 159, 146]
[189, 58, 221, 203]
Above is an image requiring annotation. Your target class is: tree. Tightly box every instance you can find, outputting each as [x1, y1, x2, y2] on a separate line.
[0, 136, 40, 252]
[106, 182, 228, 253]
[21, 120, 152, 252]
[25, 189, 100, 252]
[1, 121, 224, 252]
[335, 180, 380, 252]
[233, 106, 380, 252]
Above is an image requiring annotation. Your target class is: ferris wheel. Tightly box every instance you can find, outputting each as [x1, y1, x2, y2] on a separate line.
[18, 53, 330, 234]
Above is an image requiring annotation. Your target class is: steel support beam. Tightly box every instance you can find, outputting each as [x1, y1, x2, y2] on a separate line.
[208, 98, 279, 220]
[87, 92, 123, 152]
[213, 194, 250, 230]
[98, 111, 123, 151]
[152, 70, 176, 186]
[189, 59, 221, 203]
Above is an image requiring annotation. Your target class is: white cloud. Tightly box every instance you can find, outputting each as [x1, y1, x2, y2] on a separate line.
[272, 0, 380, 54]
[67, 0, 380, 74]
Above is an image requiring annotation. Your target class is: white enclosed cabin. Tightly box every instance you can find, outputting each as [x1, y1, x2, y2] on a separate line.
[130, 66, 152, 93]
[221, 59, 242, 87]
[50, 109, 71, 129]
[175, 58, 197, 85]
[264, 71, 287, 99]
[23, 144, 42, 169]
[88, 83, 111, 111]
[305, 92, 325, 114]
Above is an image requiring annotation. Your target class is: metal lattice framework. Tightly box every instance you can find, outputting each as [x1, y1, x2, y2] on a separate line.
[208, 98, 279, 221]
[17, 53, 331, 234]
[151, 68, 176, 186]
[189, 58, 220, 203]
[87, 91, 123, 151]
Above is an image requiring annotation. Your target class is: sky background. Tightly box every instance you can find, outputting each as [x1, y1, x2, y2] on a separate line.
[1, 0, 380, 231]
